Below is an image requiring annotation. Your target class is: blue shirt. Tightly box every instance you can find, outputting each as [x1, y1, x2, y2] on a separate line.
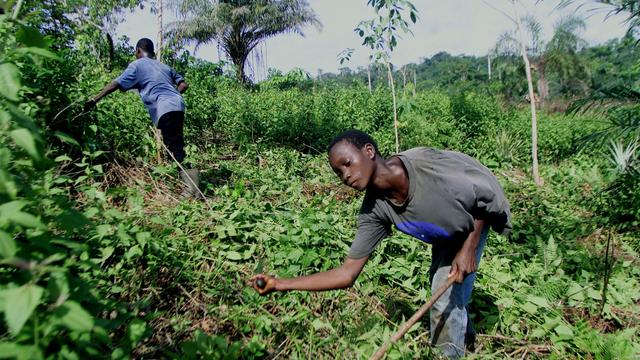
[115, 57, 186, 126]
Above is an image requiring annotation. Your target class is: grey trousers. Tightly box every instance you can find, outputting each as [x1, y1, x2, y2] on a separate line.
[429, 226, 489, 359]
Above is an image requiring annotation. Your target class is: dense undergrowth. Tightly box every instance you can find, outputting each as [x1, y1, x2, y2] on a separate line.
[59, 147, 640, 359]
[1, 12, 639, 360]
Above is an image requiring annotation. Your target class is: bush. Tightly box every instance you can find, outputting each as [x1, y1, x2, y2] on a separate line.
[216, 84, 393, 152]
[400, 90, 463, 151]
[451, 91, 510, 157]
[0, 20, 144, 358]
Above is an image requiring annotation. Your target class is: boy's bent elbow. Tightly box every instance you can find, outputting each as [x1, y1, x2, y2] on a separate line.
[338, 256, 367, 288]
[339, 267, 361, 288]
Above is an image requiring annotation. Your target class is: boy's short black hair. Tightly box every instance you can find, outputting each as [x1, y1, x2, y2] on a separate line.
[136, 38, 156, 58]
[327, 129, 381, 156]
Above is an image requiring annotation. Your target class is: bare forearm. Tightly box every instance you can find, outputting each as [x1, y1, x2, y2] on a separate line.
[91, 81, 119, 103]
[450, 218, 486, 281]
[177, 82, 188, 94]
[462, 218, 485, 253]
[276, 267, 355, 291]
[274, 256, 368, 292]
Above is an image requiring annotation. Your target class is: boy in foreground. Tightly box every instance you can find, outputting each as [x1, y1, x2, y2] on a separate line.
[252, 130, 511, 358]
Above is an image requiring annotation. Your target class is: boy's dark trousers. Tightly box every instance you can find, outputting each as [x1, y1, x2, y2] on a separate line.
[157, 111, 201, 198]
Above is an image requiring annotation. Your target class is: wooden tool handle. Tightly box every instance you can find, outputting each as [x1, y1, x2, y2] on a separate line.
[369, 276, 456, 360]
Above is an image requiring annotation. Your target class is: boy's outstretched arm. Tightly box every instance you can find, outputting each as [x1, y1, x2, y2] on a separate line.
[85, 81, 119, 110]
[251, 256, 368, 295]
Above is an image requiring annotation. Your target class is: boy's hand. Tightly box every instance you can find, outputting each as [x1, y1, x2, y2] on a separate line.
[83, 99, 96, 111]
[449, 247, 477, 283]
[250, 274, 277, 295]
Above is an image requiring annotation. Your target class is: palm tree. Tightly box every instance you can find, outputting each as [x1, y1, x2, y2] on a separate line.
[166, 0, 320, 83]
[493, 14, 588, 107]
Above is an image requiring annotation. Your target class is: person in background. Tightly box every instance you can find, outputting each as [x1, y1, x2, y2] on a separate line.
[252, 129, 512, 359]
[85, 38, 200, 198]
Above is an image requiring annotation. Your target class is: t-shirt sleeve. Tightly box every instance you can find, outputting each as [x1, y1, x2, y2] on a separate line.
[472, 174, 512, 236]
[171, 68, 185, 85]
[115, 64, 138, 91]
[348, 200, 391, 259]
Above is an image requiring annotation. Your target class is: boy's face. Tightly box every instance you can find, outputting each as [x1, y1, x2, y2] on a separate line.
[328, 141, 376, 191]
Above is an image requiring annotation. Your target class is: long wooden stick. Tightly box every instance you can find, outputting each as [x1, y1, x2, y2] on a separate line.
[369, 276, 456, 360]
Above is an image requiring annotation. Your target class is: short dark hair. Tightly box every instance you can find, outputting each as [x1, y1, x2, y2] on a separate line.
[327, 129, 381, 156]
[136, 38, 155, 58]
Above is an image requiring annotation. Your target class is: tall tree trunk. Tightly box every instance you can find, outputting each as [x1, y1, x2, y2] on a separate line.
[536, 62, 549, 109]
[487, 54, 492, 80]
[154, 0, 164, 164]
[386, 61, 399, 153]
[412, 69, 416, 97]
[367, 64, 372, 93]
[513, 0, 542, 186]
[157, 0, 163, 61]
[235, 56, 248, 83]
[106, 33, 114, 70]
[401, 66, 407, 95]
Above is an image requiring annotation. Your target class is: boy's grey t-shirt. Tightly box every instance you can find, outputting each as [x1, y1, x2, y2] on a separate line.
[115, 57, 185, 126]
[349, 147, 512, 259]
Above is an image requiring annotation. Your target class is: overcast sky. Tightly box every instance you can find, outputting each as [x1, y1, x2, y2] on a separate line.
[116, 0, 629, 80]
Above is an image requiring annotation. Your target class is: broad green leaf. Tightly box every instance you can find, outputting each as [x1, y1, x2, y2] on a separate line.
[0, 343, 42, 360]
[99, 246, 114, 264]
[0, 231, 16, 258]
[554, 323, 574, 338]
[9, 211, 45, 229]
[54, 155, 72, 162]
[521, 301, 538, 315]
[136, 232, 150, 248]
[0, 109, 10, 126]
[3, 284, 44, 335]
[530, 327, 546, 338]
[16, 26, 47, 47]
[5, 104, 38, 132]
[126, 319, 148, 345]
[56, 209, 89, 232]
[311, 318, 333, 330]
[226, 251, 242, 261]
[125, 245, 142, 259]
[0, 63, 21, 101]
[528, 295, 549, 307]
[54, 300, 94, 332]
[47, 272, 69, 304]
[0, 200, 27, 214]
[10, 129, 41, 161]
[53, 131, 80, 147]
[15, 47, 59, 60]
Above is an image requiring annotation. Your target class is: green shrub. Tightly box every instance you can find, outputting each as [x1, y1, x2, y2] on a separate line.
[0, 20, 144, 358]
[216, 84, 393, 152]
[400, 90, 463, 151]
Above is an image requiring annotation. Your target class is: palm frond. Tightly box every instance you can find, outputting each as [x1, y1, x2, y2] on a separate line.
[567, 86, 640, 115]
[608, 137, 639, 173]
[548, 15, 587, 53]
[555, 0, 640, 36]
[494, 30, 520, 56]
